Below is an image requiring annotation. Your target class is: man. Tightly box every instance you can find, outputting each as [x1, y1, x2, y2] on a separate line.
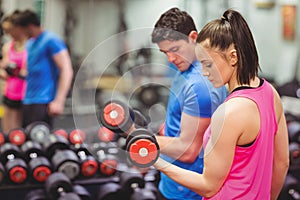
[151, 7, 227, 199]
[13, 10, 73, 129]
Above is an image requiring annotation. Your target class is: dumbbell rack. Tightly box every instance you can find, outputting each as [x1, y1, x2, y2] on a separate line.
[0, 140, 160, 200]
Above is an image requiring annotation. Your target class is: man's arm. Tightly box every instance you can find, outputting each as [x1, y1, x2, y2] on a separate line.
[156, 113, 210, 163]
[48, 49, 73, 116]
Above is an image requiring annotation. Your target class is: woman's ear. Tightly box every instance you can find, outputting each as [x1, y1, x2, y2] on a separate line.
[229, 49, 238, 66]
[188, 31, 198, 43]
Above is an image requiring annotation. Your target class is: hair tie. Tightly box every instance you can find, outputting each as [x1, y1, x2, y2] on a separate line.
[221, 15, 228, 21]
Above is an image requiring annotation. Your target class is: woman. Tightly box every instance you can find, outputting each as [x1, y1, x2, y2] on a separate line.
[0, 11, 27, 133]
[154, 9, 289, 200]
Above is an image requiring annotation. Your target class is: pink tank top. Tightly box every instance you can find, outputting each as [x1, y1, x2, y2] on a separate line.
[4, 41, 27, 101]
[203, 79, 278, 200]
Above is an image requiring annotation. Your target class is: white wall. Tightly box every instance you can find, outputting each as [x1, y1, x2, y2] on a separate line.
[1, 0, 300, 85]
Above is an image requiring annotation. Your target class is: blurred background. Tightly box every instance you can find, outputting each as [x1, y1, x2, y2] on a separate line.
[0, 0, 300, 199]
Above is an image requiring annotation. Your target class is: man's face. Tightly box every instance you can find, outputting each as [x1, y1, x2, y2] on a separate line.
[157, 38, 196, 72]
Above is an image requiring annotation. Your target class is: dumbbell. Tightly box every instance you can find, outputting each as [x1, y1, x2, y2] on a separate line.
[98, 126, 117, 143]
[0, 162, 5, 185]
[126, 129, 159, 168]
[0, 131, 5, 146]
[119, 167, 145, 198]
[68, 129, 86, 145]
[5, 62, 21, 77]
[0, 143, 28, 184]
[96, 145, 118, 177]
[99, 100, 149, 133]
[45, 172, 80, 200]
[7, 128, 27, 146]
[278, 174, 300, 200]
[130, 187, 157, 200]
[53, 128, 69, 140]
[289, 142, 300, 166]
[72, 144, 98, 178]
[21, 140, 52, 182]
[43, 134, 80, 180]
[97, 182, 124, 200]
[25, 121, 51, 144]
[25, 189, 48, 200]
[73, 184, 92, 200]
[288, 121, 300, 143]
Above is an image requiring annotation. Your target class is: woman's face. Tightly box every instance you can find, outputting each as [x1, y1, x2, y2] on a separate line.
[195, 43, 235, 88]
[2, 21, 26, 41]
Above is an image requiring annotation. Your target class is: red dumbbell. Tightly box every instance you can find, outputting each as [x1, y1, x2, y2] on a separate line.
[126, 129, 159, 168]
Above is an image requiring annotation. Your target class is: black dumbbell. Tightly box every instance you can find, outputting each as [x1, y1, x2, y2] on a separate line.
[0, 162, 5, 185]
[288, 121, 300, 143]
[278, 174, 300, 200]
[43, 134, 80, 180]
[25, 189, 49, 200]
[0, 143, 28, 184]
[130, 187, 157, 200]
[126, 129, 159, 168]
[97, 182, 124, 200]
[119, 167, 145, 197]
[21, 140, 52, 182]
[45, 172, 80, 200]
[73, 184, 92, 200]
[5, 62, 21, 77]
[99, 100, 149, 133]
[72, 144, 98, 178]
[138, 84, 160, 107]
[7, 128, 27, 146]
[25, 121, 50, 144]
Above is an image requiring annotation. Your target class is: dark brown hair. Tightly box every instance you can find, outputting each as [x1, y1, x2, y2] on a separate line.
[197, 9, 260, 85]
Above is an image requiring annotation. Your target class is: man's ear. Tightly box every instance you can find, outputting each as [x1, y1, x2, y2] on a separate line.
[229, 49, 238, 66]
[188, 31, 198, 43]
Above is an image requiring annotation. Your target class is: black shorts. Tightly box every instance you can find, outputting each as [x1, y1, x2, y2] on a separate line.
[22, 104, 53, 129]
[2, 96, 23, 109]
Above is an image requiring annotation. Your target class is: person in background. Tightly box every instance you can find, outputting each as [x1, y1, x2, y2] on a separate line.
[0, 10, 27, 133]
[151, 7, 227, 200]
[12, 9, 73, 129]
[154, 9, 289, 200]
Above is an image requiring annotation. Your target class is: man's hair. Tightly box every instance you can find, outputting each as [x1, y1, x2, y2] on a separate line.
[12, 9, 40, 27]
[152, 7, 197, 43]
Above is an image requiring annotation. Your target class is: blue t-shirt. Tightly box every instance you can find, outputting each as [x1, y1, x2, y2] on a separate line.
[23, 31, 67, 104]
[159, 61, 227, 200]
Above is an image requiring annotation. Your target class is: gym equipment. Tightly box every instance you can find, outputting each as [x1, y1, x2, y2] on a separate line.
[99, 100, 149, 133]
[96, 147, 118, 177]
[130, 187, 157, 200]
[69, 129, 86, 145]
[21, 140, 52, 182]
[98, 126, 116, 143]
[7, 128, 26, 146]
[138, 85, 160, 107]
[119, 167, 145, 196]
[43, 134, 80, 180]
[0, 143, 28, 184]
[0, 131, 5, 146]
[5, 63, 21, 77]
[0, 162, 5, 185]
[126, 129, 159, 168]
[53, 129, 69, 140]
[288, 121, 300, 143]
[73, 184, 92, 200]
[278, 174, 300, 200]
[289, 142, 300, 166]
[24, 189, 48, 200]
[97, 182, 124, 200]
[45, 172, 79, 200]
[73, 145, 98, 178]
[25, 121, 50, 144]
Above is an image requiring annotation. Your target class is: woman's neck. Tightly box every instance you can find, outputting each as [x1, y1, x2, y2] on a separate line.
[228, 76, 260, 93]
